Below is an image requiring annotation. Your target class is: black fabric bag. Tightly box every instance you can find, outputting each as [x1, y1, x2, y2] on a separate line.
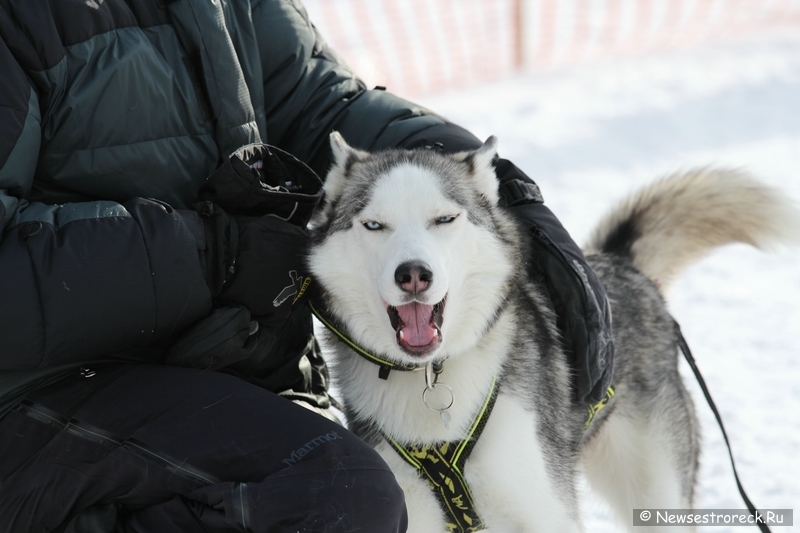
[509, 202, 615, 404]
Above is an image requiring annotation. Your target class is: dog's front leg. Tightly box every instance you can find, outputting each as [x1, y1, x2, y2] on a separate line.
[465, 395, 585, 533]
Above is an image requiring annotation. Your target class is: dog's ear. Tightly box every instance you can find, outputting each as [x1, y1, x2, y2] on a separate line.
[329, 131, 352, 168]
[466, 136, 500, 205]
[325, 132, 365, 201]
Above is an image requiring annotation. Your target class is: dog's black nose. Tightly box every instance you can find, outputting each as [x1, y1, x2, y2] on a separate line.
[395, 261, 433, 294]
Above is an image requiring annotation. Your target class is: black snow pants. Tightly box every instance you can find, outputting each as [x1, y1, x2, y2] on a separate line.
[0, 364, 407, 533]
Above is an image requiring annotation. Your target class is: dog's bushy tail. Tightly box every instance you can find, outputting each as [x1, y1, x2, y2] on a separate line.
[586, 168, 800, 290]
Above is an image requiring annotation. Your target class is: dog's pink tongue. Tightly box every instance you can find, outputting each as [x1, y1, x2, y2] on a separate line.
[396, 302, 437, 346]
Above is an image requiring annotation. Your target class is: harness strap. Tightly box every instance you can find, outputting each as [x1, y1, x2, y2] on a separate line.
[584, 385, 615, 431]
[674, 321, 772, 533]
[383, 379, 499, 533]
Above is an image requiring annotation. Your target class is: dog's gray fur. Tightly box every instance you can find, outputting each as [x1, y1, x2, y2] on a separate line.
[309, 134, 798, 532]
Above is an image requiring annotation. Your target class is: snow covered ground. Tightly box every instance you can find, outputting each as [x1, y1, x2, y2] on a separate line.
[411, 34, 800, 531]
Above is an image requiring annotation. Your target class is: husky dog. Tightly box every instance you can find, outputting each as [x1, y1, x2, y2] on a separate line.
[308, 132, 797, 533]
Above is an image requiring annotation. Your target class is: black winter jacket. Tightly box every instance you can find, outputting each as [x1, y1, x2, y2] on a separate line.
[0, 0, 613, 417]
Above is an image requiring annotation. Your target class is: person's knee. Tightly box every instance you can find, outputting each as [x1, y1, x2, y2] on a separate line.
[245, 438, 408, 532]
[321, 464, 408, 533]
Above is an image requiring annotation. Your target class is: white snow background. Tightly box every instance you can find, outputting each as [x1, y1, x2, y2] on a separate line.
[320, 31, 800, 531]
[416, 34, 800, 531]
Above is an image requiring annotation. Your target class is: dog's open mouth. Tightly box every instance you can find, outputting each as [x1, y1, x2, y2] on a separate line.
[386, 297, 446, 356]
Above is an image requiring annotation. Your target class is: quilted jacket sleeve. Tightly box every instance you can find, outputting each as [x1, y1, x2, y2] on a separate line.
[253, 0, 447, 177]
[0, 36, 212, 371]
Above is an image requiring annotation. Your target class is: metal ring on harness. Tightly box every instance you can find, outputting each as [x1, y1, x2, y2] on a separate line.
[422, 361, 454, 413]
[422, 383, 454, 413]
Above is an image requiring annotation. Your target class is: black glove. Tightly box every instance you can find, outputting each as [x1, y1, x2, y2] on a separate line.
[168, 144, 330, 411]
[194, 144, 323, 326]
[196, 202, 311, 325]
[399, 123, 615, 404]
[165, 301, 333, 412]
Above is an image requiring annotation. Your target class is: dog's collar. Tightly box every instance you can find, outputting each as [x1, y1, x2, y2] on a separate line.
[309, 299, 441, 379]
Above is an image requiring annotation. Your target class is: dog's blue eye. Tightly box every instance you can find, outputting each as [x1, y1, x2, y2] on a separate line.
[435, 215, 457, 225]
[363, 221, 383, 231]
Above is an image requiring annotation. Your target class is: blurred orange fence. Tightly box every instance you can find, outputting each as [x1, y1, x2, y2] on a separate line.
[303, 0, 800, 97]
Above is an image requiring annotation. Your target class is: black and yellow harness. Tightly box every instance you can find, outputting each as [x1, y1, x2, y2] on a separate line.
[311, 301, 616, 532]
[384, 378, 499, 533]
